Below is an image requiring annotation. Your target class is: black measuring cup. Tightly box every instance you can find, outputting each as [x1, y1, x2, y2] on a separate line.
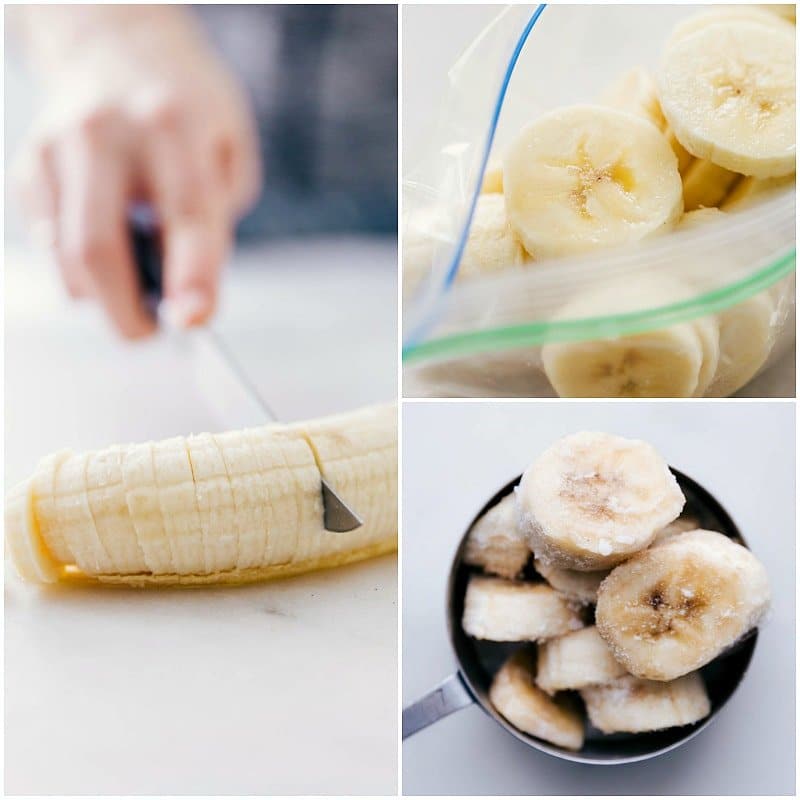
[403, 468, 758, 765]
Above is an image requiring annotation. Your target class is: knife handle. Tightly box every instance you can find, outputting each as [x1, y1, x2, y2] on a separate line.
[129, 204, 163, 315]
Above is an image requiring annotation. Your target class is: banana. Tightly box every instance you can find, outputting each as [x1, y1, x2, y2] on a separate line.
[517, 431, 685, 571]
[678, 207, 728, 230]
[650, 514, 701, 547]
[462, 493, 530, 580]
[597, 67, 667, 131]
[503, 105, 683, 259]
[5, 404, 398, 585]
[596, 529, 771, 681]
[402, 205, 450, 299]
[481, 157, 504, 194]
[706, 291, 777, 397]
[534, 559, 609, 605]
[536, 626, 627, 694]
[581, 673, 711, 733]
[681, 158, 741, 211]
[721, 174, 795, 211]
[658, 21, 796, 178]
[462, 575, 585, 642]
[669, 6, 794, 44]
[489, 649, 585, 751]
[541, 278, 720, 399]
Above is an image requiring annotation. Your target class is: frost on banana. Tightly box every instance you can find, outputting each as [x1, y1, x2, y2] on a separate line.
[5, 404, 398, 586]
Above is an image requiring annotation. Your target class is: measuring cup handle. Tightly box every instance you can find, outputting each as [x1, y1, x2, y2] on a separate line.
[402, 673, 474, 739]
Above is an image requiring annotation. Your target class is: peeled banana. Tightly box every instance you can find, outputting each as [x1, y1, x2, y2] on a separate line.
[596, 529, 771, 681]
[536, 626, 627, 694]
[462, 493, 530, 580]
[462, 575, 584, 642]
[518, 432, 685, 571]
[582, 673, 711, 734]
[5, 404, 398, 586]
[489, 649, 585, 750]
[658, 19, 796, 178]
[503, 105, 683, 259]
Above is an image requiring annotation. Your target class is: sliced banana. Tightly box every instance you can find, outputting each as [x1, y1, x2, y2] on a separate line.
[462, 493, 530, 580]
[536, 626, 627, 694]
[462, 575, 585, 642]
[650, 515, 701, 547]
[534, 558, 608, 605]
[517, 431, 685, 571]
[596, 529, 771, 681]
[597, 67, 667, 131]
[582, 673, 711, 734]
[481, 157, 504, 194]
[681, 158, 741, 211]
[669, 6, 794, 44]
[722, 174, 795, 211]
[658, 21, 796, 178]
[503, 105, 683, 259]
[707, 291, 777, 397]
[489, 649, 585, 751]
[541, 278, 720, 399]
[401, 205, 450, 299]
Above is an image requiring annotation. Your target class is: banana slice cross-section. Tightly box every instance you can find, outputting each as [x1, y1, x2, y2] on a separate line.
[581, 672, 711, 734]
[518, 431, 685, 571]
[596, 530, 771, 681]
[5, 403, 398, 586]
[503, 105, 683, 259]
[489, 649, 585, 751]
[462, 575, 585, 642]
[658, 20, 796, 178]
[462, 493, 530, 580]
[536, 626, 627, 694]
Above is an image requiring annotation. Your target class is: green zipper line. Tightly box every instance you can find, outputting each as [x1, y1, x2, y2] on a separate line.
[403, 248, 796, 364]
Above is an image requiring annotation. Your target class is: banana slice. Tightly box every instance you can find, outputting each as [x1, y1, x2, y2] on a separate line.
[481, 157, 504, 194]
[489, 649, 585, 750]
[678, 207, 728, 230]
[669, 6, 794, 44]
[582, 673, 711, 733]
[402, 206, 450, 299]
[681, 158, 740, 211]
[707, 291, 777, 397]
[650, 515, 701, 547]
[722, 174, 795, 211]
[503, 105, 683, 259]
[534, 559, 609, 605]
[597, 67, 667, 131]
[540, 277, 720, 399]
[658, 21, 796, 178]
[596, 529, 771, 681]
[518, 431, 685, 571]
[536, 627, 627, 694]
[462, 493, 530, 580]
[462, 575, 585, 642]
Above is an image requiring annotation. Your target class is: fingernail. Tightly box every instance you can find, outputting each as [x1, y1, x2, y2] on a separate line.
[169, 289, 211, 328]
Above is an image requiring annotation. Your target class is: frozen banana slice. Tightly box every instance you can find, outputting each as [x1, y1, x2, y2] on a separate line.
[462, 493, 530, 580]
[650, 515, 701, 547]
[462, 575, 584, 642]
[596, 530, 771, 681]
[582, 673, 710, 733]
[185, 432, 239, 573]
[489, 649, 584, 751]
[517, 431, 685, 571]
[707, 292, 777, 397]
[86, 446, 148, 574]
[658, 21, 796, 178]
[534, 559, 608, 605]
[503, 105, 683, 259]
[122, 442, 175, 574]
[536, 626, 627, 694]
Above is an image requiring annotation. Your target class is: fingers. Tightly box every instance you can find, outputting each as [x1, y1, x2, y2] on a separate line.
[141, 102, 233, 327]
[55, 113, 155, 338]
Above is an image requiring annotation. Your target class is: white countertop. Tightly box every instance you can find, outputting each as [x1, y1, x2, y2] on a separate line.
[4, 239, 398, 795]
[401, 401, 795, 796]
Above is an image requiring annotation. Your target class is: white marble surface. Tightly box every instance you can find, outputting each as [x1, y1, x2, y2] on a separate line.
[402, 401, 795, 796]
[4, 239, 398, 795]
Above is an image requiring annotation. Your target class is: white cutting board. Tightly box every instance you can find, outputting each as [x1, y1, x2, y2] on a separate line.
[4, 238, 398, 795]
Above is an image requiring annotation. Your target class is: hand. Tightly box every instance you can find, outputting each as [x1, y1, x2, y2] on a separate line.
[13, 8, 261, 338]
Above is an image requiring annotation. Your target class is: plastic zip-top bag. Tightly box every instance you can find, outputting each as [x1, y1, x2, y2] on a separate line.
[402, 4, 796, 398]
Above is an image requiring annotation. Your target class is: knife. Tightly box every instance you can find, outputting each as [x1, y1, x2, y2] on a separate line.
[129, 206, 363, 533]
